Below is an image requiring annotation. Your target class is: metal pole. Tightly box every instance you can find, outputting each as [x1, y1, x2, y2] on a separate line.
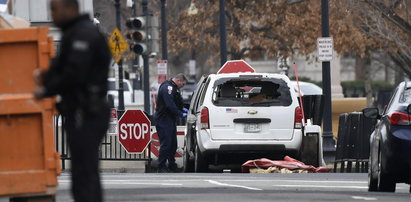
[321, 0, 335, 161]
[115, 0, 125, 114]
[161, 0, 168, 60]
[219, 0, 227, 66]
[142, 0, 150, 114]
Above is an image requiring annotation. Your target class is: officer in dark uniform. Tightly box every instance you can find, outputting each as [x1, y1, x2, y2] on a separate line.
[155, 74, 188, 172]
[33, 0, 111, 201]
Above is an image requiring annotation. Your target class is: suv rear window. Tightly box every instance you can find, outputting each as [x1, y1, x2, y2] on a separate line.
[212, 77, 292, 107]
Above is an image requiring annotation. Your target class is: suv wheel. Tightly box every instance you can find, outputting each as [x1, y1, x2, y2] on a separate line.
[377, 149, 396, 192]
[183, 140, 194, 172]
[194, 143, 208, 173]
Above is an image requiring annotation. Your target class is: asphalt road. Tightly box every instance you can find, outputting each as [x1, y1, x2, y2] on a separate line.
[1, 173, 410, 202]
[52, 173, 409, 202]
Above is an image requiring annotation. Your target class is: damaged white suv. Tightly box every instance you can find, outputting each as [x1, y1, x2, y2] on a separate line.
[183, 70, 319, 172]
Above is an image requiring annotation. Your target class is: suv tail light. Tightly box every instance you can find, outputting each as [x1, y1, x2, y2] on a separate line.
[388, 112, 411, 125]
[294, 107, 303, 129]
[200, 107, 210, 129]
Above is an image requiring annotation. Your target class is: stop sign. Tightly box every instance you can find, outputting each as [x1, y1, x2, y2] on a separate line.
[118, 110, 151, 154]
[217, 60, 256, 74]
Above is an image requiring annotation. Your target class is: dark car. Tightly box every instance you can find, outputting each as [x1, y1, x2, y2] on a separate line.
[363, 81, 411, 192]
[181, 80, 197, 105]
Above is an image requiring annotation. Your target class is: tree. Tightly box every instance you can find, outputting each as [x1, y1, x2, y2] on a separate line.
[168, 0, 411, 78]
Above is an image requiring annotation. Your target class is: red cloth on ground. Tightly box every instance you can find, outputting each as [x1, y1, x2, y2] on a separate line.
[241, 156, 332, 173]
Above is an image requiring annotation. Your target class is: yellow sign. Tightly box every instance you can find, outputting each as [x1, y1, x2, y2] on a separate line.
[108, 28, 129, 63]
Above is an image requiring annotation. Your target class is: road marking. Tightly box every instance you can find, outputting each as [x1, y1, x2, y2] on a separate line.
[59, 180, 182, 186]
[223, 180, 366, 184]
[272, 185, 368, 189]
[206, 180, 262, 191]
[352, 196, 377, 201]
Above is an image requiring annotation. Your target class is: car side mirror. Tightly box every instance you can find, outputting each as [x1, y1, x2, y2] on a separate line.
[362, 108, 380, 119]
[407, 104, 411, 114]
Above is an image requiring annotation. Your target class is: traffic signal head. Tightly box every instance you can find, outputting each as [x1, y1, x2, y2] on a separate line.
[130, 43, 147, 55]
[126, 17, 145, 29]
[126, 31, 146, 41]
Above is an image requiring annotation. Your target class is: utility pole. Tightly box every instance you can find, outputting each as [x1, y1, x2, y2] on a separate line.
[142, 0, 150, 114]
[160, 0, 168, 60]
[219, 0, 227, 66]
[115, 0, 125, 115]
[321, 0, 335, 161]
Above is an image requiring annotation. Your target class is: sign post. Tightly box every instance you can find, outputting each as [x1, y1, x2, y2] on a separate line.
[118, 110, 151, 154]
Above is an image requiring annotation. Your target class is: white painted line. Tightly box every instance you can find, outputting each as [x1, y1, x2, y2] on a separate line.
[352, 196, 377, 201]
[59, 180, 182, 186]
[272, 185, 368, 189]
[223, 180, 366, 184]
[206, 180, 262, 191]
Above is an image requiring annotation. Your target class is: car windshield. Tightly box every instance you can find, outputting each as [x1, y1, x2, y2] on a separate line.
[400, 87, 411, 103]
[212, 77, 292, 107]
[108, 81, 129, 91]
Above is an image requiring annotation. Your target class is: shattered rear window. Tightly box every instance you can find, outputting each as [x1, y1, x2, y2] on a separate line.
[212, 77, 292, 107]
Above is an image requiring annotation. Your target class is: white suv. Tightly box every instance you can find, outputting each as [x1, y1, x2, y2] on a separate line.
[183, 72, 307, 172]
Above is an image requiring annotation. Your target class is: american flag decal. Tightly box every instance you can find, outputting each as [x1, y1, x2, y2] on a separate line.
[226, 108, 238, 113]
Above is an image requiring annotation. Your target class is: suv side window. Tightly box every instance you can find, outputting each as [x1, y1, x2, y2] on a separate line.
[190, 76, 207, 114]
[196, 79, 211, 110]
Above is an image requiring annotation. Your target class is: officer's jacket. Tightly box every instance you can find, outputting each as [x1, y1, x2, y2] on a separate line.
[155, 79, 184, 120]
[42, 14, 111, 115]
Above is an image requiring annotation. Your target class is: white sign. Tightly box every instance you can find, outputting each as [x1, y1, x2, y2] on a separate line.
[107, 108, 118, 136]
[317, 37, 333, 61]
[119, 123, 149, 140]
[189, 60, 196, 76]
[157, 60, 168, 75]
[157, 60, 168, 84]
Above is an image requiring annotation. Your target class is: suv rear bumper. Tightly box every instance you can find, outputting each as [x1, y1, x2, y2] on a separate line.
[197, 129, 303, 154]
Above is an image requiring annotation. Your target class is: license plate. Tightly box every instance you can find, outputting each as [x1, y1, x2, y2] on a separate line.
[244, 123, 261, 133]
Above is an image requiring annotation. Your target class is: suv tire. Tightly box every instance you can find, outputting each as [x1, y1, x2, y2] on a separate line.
[194, 143, 208, 173]
[183, 140, 194, 172]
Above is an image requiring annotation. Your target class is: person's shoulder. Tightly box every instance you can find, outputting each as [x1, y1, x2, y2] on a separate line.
[72, 19, 100, 38]
[160, 82, 174, 93]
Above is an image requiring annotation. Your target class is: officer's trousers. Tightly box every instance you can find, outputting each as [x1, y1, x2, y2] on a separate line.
[155, 115, 177, 170]
[65, 108, 109, 202]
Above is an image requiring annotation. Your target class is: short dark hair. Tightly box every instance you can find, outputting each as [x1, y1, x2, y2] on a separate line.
[63, 0, 79, 10]
[174, 73, 188, 83]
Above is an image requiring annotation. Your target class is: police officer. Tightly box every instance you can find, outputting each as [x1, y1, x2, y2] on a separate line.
[33, 0, 111, 201]
[155, 74, 188, 172]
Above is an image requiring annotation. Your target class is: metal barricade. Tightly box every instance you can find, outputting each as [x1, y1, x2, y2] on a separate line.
[334, 112, 377, 173]
[54, 115, 152, 172]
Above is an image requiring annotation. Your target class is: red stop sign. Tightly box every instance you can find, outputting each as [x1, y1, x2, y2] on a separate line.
[217, 60, 256, 74]
[118, 110, 151, 154]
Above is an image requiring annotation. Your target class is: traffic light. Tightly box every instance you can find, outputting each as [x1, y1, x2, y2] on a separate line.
[126, 17, 147, 55]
